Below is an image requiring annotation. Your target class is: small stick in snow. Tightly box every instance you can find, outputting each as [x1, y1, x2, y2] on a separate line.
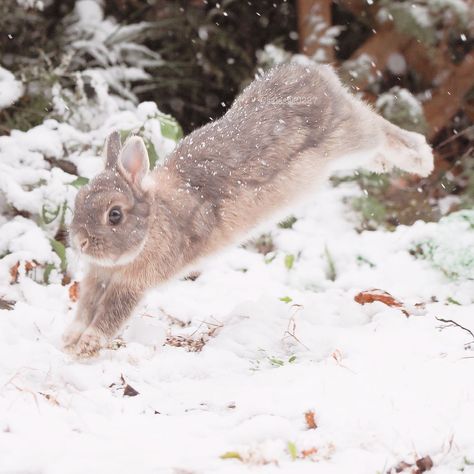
[435, 316, 474, 341]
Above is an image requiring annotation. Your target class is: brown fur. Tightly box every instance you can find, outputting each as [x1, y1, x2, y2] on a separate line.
[64, 62, 433, 357]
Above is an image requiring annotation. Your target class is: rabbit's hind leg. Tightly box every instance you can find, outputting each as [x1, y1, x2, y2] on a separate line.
[374, 122, 433, 177]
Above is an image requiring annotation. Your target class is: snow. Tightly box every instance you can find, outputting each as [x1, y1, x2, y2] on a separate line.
[1, 179, 474, 473]
[0, 67, 24, 110]
[415, 210, 474, 280]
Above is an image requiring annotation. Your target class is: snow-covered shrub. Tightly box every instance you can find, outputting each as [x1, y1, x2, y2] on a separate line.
[376, 86, 427, 134]
[412, 210, 474, 280]
[378, 0, 470, 46]
[339, 54, 378, 92]
[256, 45, 292, 70]
[0, 0, 163, 132]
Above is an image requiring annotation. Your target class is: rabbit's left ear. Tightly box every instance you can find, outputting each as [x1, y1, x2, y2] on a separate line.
[104, 131, 122, 168]
[118, 136, 150, 186]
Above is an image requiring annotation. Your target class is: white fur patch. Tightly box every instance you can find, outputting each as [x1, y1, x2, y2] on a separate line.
[81, 238, 147, 268]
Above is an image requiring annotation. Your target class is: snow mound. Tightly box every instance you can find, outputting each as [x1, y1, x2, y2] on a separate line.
[414, 210, 474, 280]
[0, 67, 23, 110]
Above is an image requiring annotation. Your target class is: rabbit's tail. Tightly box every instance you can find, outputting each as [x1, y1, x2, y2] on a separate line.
[369, 120, 434, 177]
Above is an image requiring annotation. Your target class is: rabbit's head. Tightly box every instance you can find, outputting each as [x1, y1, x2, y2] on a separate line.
[70, 132, 152, 267]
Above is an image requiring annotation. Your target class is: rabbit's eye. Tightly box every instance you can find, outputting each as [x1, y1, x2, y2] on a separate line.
[108, 207, 122, 225]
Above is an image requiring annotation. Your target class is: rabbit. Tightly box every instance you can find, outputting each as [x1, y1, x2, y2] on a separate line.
[64, 62, 433, 358]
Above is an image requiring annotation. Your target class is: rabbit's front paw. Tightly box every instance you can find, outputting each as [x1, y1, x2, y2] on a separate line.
[74, 330, 106, 359]
[62, 320, 88, 349]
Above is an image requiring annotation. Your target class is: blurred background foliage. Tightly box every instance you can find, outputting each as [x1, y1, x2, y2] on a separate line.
[0, 0, 473, 232]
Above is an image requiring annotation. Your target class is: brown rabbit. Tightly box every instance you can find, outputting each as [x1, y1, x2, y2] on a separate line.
[65, 62, 433, 358]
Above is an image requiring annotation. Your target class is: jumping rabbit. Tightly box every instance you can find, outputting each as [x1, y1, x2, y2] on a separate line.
[65, 62, 433, 358]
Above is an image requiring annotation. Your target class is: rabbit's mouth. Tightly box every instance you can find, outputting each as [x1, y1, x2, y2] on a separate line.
[79, 240, 146, 268]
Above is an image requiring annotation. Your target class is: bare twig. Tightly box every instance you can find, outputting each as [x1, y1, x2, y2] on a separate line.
[157, 307, 190, 328]
[435, 316, 474, 340]
[283, 304, 310, 351]
[435, 125, 474, 149]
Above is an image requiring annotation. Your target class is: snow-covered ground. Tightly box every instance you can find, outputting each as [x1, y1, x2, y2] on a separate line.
[1, 178, 474, 473]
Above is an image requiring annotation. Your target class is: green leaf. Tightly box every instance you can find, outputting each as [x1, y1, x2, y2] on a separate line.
[324, 245, 337, 281]
[268, 357, 284, 367]
[220, 451, 242, 461]
[119, 129, 131, 143]
[284, 254, 295, 270]
[352, 195, 387, 226]
[41, 204, 61, 225]
[279, 296, 293, 304]
[160, 116, 183, 142]
[278, 215, 297, 229]
[144, 140, 159, 169]
[288, 355, 297, 363]
[50, 239, 67, 273]
[43, 263, 55, 284]
[287, 441, 298, 461]
[356, 255, 375, 268]
[69, 176, 89, 188]
[447, 296, 461, 305]
[264, 253, 276, 264]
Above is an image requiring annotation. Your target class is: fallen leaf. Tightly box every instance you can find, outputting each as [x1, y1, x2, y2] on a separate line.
[331, 349, 343, 364]
[301, 447, 318, 458]
[123, 384, 139, 397]
[61, 274, 71, 286]
[68, 281, 80, 302]
[220, 451, 242, 461]
[393, 460, 412, 472]
[354, 289, 409, 316]
[304, 410, 317, 429]
[119, 374, 140, 397]
[0, 297, 16, 311]
[9, 262, 20, 283]
[415, 456, 433, 473]
[287, 441, 298, 460]
[25, 261, 37, 272]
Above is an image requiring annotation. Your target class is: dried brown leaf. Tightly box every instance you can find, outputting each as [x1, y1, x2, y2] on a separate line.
[415, 456, 433, 473]
[304, 410, 317, 430]
[9, 262, 20, 283]
[119, 374, 140, 397]
[123, 384, 139, 397]
[0, 297, 16, 311]
[301, 447, 318, 458]
[68, 281, 80, 302]
[354, 289, 409, 316]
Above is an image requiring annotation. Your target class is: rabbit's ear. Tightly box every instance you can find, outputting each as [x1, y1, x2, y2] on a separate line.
[104, 131, 122, 168]
[118, 136, 150, 186]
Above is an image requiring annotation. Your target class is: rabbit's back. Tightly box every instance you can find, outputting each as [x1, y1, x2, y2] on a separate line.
[165, 63, 344, 202]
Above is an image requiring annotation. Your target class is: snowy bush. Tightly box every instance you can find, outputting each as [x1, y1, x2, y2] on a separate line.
[379, 0, 470, 45]
[413, 210, 474, 280]
[376, 86, 427, 134]
[0, 0, 163, 132]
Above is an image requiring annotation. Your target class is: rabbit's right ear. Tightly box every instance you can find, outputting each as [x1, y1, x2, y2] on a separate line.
[103, 131, 122, 168]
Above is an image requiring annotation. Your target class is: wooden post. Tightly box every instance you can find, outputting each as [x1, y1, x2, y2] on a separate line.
[423, 53, 474, 140]
[297, 0, 334, 62]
